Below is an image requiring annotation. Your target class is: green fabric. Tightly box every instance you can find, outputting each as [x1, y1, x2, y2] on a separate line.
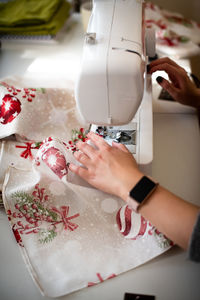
[0, 0, 71, 36]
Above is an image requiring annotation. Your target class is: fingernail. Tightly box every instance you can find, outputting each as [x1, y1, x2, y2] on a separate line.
[156, 76, 163, 84]
[147, 64, 150, 73]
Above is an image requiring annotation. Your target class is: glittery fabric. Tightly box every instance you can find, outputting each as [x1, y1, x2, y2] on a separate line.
[1, 78, 172, 297]
[2, 137, 172, 297]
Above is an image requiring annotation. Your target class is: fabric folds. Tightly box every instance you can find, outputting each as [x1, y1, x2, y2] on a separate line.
[0, 0, 71, 36]
[0, 78, 172, 297]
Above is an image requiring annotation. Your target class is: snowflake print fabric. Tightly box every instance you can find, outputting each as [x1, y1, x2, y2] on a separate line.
[2, 136, 172, 298]
[0, 66, 173, 299]
[0, 79, 86, 141]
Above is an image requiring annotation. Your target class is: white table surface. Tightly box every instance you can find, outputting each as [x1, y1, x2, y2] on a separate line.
[0, 14, 200, 300]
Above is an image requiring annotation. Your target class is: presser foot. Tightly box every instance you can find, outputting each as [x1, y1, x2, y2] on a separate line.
[89, 124, 137, 154]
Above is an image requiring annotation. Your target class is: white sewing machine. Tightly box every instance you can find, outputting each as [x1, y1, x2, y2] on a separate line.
[75, 0, 155, 171]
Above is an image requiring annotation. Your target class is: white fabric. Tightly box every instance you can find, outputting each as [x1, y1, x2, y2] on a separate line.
[0, 140, 38, 190]
[0, 71, 173, 298]
[145, 2, 200, 58]
[2, 137, 172, 297]
[0, 79, 86, 141]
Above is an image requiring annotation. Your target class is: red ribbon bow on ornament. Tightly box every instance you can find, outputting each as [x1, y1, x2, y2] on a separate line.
[16, 142, 39, 159]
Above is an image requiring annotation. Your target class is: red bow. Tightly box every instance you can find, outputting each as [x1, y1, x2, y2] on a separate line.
[16, 142, 38, 159]
[52, 206, 80, 231]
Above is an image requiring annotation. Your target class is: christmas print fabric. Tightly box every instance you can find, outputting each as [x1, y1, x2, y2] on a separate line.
[2, 136, 172, 297]
[0, 140, 39, 190]
[0, 78, 171, 297]
[0, 79, 85, 142]
[2, 4, 199, 295]
[145, 2, 200, 58]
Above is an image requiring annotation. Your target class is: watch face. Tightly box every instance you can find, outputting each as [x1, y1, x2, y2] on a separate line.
[130, 176, 157, 204]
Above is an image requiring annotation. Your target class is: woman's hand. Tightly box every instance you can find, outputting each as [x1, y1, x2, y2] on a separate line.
[69, 133, 200, 251]
[69, 132, 143, 201]
[148, 57, 200, 108]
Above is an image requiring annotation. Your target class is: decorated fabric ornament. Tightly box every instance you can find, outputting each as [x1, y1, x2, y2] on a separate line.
[42, 147, 68, 179]
[0, 94, 21, 124]
[116, 204, 147, 240]
[34, 136, 95, 188]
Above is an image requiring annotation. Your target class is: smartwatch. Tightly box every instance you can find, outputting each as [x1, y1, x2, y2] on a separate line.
[126, 176, 158, 212]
